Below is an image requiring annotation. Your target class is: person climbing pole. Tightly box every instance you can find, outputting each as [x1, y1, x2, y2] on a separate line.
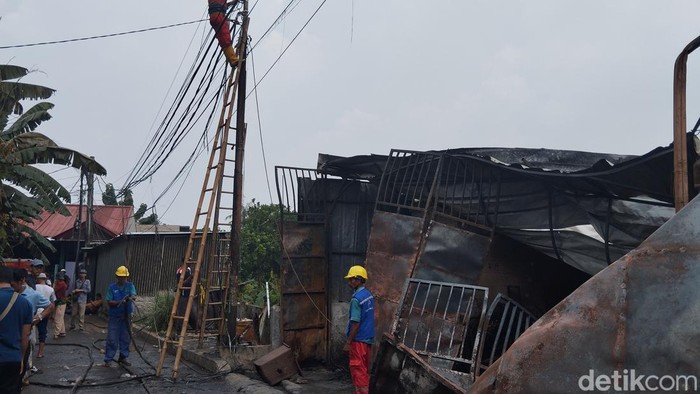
[209, 0, 239, 66]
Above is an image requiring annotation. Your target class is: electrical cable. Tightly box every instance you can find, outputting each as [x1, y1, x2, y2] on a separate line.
[249, 0, 302, 53]
[247, 0, 329, 99]
[0, 19, 207, 50]
[121, 4, 244, 192]
[250, 50, 274, 204]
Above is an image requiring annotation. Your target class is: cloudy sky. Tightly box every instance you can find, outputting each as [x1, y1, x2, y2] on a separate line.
[3, 0, 700, 226]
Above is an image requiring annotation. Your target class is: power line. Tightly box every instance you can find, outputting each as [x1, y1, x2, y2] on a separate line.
[250, 50, 274, 204]
[0, 19, 207, 50]
[247, 0, 329, 98]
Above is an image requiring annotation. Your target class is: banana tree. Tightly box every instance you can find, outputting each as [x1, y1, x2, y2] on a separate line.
[0, 64, 107, 260]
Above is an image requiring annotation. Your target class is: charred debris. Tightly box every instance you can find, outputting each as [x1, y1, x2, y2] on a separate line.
[274, 135, 696, 392]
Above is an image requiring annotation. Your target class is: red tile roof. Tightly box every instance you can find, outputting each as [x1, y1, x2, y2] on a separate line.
[25, 204, 134, 240]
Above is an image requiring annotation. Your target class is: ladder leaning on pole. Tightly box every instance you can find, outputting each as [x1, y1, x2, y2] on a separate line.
[156, 1, 249, 379]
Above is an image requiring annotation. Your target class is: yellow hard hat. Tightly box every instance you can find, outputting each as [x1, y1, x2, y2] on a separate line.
[115, 266, 130, 277]
[345, 265, 368, 280]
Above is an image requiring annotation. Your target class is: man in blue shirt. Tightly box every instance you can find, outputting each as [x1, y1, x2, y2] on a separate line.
[0, 267, 33, 393]
[12, 269, 53, 386]
[343, 265, 375, 394]
[104, 265, 137, 367]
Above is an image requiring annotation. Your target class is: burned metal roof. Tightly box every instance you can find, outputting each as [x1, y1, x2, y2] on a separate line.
[318, 142, 680, 276]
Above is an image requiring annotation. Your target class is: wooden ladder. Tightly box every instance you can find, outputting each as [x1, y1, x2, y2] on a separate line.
[156, 4, 249, 378]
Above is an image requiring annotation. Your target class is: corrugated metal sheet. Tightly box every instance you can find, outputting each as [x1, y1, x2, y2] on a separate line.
[91, 233, 194, 296]
[26, 204, 135, 240]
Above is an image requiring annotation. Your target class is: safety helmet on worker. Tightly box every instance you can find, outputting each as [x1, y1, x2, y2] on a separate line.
[115, 265, 130, 277]
[344, 265, 368, 280]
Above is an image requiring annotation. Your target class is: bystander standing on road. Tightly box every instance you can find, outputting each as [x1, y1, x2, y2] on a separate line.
[343, 265, 375, 394]
[70, 268, 91, 331]
[26, 260, 43, 290]
[12, 269, 53, 386]
[104, 265, 137, 367]
[0, 266, 33, 394]
[34, 273, 56, 358]
[52, 274, 69, 339]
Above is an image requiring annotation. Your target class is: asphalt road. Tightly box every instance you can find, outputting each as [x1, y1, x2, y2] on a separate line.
[23, 314, 237, 393]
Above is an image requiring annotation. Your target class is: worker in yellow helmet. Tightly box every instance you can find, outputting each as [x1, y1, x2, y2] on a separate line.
[343, 265, 375, 394]
[103, 266, 136, 367]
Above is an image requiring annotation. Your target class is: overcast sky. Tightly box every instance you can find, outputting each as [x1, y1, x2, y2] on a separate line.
[3, 0, 700, 226]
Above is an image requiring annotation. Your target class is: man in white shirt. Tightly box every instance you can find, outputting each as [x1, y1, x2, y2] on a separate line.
[34, 274, 56, 358]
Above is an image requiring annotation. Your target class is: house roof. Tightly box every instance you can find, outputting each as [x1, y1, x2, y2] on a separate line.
[26, 204, 135, 240]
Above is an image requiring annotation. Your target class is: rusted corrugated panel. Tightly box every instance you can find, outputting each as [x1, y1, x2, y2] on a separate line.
[280, 221, 327, 362]
[364, 211, 424, 352]
[471, 196, 700, 393]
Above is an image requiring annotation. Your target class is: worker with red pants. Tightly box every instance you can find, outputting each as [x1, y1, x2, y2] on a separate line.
[208, 0, 238, 66]
[103, 266, 137, 367]
[343, 265, 375, 394]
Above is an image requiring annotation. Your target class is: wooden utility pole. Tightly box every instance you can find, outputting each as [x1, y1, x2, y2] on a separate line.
[156, 0, 249, 379]
[227, 1, 249, 340]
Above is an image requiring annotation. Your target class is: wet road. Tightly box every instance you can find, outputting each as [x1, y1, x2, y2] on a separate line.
[23, 314, 235, 393]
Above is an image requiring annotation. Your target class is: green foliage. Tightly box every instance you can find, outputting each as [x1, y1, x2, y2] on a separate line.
[238, 200, 282, 307]
[0, 64, 106, 259]
[133, 203, 147, 221]
[138, 212, 159, 225]
[120, 189, 133, 206]
[240, 199, 281, 282]
[239, 275, 280, 307]
[102, 183, 118, 205]
[144, 290, 174, 333]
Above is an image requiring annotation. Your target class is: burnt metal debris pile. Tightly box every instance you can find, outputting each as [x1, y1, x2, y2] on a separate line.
[275, 136, 696, 392]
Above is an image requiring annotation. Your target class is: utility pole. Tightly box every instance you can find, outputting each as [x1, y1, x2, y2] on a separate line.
[227, 1, 249, 340]
[86, 157, 95, 247]
[73, 170, 84, 267]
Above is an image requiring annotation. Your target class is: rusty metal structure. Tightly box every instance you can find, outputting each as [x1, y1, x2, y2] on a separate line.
[275, 140, 686, 377]
[275, 165, 377, 362]
[470, 192, 700, 393]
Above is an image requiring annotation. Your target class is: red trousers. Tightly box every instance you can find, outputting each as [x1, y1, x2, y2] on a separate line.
[349, 341, 371, 393]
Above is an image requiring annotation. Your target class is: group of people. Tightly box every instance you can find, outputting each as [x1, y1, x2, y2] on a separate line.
[0, 261, 138, 392]
[1, 258, 375, 393]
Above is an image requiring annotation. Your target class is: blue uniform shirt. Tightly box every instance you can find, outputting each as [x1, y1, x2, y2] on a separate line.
[106, 282, 137, 317]
[347, 286, 375, 344]
[0, 287, 33, 362]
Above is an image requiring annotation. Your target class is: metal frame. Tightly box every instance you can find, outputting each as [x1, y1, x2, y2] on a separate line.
[432, 154, 502, 233]
[391, 278, 489, 381]
[375, 150, 442, 215]
[275, 166, 327, 224]
[475, 293, 537, 375]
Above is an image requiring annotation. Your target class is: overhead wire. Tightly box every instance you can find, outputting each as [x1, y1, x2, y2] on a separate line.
[249, 0, 303, 53]
[246, 0, 329, 99]
[114, 0, 327, 220]
[250, 50, 274, 204]
[0, 19, 207, 50]
[121, 5, 242, 195]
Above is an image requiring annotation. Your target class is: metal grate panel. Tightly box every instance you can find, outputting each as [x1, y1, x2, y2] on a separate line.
[392, 278, 489, 378]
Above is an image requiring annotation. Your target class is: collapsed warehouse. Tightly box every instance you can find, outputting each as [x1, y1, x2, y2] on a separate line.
[275, 135, 693, 392]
